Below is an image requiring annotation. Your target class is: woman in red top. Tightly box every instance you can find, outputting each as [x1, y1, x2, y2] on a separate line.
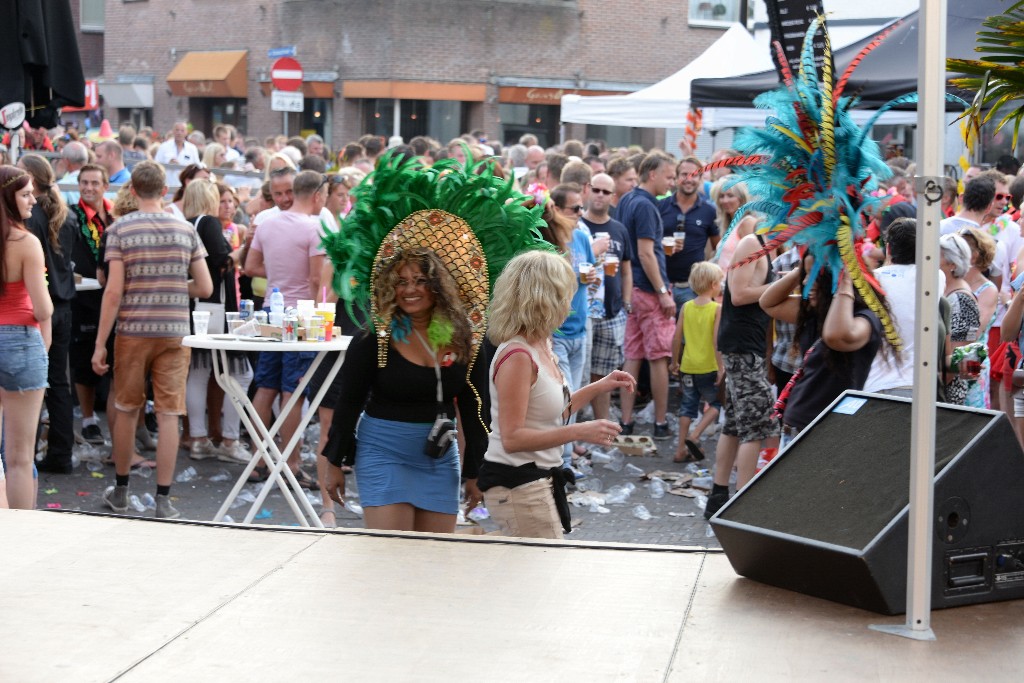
[0, 165, 54, 509]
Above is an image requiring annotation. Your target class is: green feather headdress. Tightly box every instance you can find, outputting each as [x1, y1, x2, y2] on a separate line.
[321, 152, 553, 367]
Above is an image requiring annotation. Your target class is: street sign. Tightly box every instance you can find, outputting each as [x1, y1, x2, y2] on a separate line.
[267, 46, 297, 59]
[0, 102, 26, 130]
[271, 90, 304, 113]
[271, 57, 303, 92]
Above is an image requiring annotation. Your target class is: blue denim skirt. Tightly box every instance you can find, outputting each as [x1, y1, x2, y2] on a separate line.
[354, 413, 460, 514]
[0, 325, 48, 392]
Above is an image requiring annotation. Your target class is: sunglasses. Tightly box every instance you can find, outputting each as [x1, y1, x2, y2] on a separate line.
[996, 193, 1012, 202]
[567, 204, 584, 214]
[591, 187, 613, 195]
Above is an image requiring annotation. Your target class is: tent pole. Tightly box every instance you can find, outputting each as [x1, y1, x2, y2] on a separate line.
[869, 0, 943, 642]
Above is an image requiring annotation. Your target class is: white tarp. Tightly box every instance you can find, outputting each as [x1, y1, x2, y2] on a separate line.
[561, 23, 917, 129]
[560, 24, 769, 128]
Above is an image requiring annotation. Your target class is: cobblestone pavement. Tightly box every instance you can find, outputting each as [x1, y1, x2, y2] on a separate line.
[34, 400, 723, 549]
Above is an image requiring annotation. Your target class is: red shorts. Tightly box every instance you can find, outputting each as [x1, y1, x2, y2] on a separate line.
[624, 288, 675, 361]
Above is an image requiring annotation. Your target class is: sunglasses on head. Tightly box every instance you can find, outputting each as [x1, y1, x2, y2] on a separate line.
[591, 187, 613, 195]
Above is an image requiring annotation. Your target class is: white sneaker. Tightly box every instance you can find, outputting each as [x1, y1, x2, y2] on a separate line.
[216, 440, 252, 465]
[189, 437, 218, 460]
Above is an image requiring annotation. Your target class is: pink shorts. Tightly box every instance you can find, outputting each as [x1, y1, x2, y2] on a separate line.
[624, 288, 675, 361]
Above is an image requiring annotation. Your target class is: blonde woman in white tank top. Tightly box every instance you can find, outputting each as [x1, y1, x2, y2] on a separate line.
[478, 251, 636, 539]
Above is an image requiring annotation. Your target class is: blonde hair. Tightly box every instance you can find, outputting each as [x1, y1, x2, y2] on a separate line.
[688, 261, 724, 296]
[112, 184, 138, 218]
[202, 142, 226, 169]
[488, 250, 575, 344]
[711, 175, 750, 230]
[263, 152, 297, 182]
[182, 178, 219, 218]
[959, 227, 997, 271]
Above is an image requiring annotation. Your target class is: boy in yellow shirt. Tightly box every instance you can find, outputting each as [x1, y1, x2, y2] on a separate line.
[669, 261, 725, 462]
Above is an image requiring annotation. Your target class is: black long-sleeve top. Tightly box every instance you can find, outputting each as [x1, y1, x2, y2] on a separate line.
[25, 203, 77, 304]
[322, 331, 490, 478]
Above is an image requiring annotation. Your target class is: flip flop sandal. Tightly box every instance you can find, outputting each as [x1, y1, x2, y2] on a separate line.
[293, 468, 319, 490]
[247, 466, 271, 483]
[683, 438, 707, 463]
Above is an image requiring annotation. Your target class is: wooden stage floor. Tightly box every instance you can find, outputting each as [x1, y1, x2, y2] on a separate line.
[2, 509, 1021, 681]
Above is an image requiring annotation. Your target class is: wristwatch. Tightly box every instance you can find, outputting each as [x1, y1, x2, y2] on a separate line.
[658, 285, 669, 295]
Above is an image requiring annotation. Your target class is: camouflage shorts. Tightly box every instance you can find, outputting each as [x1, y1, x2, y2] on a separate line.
[722, 352, 780, 443]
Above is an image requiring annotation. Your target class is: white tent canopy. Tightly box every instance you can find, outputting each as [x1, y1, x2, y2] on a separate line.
[561, 23, 916, 129]
[560, 24, 769, 128]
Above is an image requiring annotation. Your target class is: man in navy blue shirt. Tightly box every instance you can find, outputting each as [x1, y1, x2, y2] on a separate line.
[659, 156, 719, 312]
[616, 151, 677, 440]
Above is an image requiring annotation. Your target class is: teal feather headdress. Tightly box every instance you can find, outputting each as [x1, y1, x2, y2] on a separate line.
[707, 15, 968, 352]
[321, 152, 553, 367]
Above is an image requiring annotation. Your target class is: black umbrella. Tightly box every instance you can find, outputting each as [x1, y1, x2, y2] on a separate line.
[0, 0, 85, 129]
[690, 0, 1010, 110]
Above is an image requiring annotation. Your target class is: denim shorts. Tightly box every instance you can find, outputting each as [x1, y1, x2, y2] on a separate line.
[679, 371, 722, 419]
[0, 326, 48, 392]
[253, 350, 317, 394]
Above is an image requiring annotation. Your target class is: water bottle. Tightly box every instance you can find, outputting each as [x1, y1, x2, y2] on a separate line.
[269, 287, 285, 327]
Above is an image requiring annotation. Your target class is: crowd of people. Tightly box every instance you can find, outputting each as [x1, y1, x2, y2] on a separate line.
[1, 118, 1022, 539]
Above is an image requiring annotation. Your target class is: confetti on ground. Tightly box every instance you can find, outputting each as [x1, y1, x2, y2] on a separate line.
[44, 488, 58, 495]
[77, 491, 90, 496]
[90, 472, 105, 479]
[254, 508, 273, 520]
[46, 503, 62, 509]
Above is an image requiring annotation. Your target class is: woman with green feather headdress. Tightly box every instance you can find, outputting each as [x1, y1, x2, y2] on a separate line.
[319, 150, 552, 533]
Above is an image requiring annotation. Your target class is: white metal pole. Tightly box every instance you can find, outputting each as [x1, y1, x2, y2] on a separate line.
[393, 98, 401, 141]
[870, 0, 944, 641]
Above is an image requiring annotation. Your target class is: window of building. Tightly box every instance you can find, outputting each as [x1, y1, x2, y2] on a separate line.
[361, 99, 466, 144]
[498, 103, 558, 148]
[689, 0, 746, 27]
[81, 0, 105, 32]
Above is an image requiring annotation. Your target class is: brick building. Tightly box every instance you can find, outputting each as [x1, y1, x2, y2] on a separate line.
[100, 0, 737, 150]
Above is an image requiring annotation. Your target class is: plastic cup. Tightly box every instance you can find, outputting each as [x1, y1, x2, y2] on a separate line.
[674, 231, 686, 250]
[963, 359, 982, 380]
[192, 310, 211, 336]
[316, 302, 336, 325]
[604, 254, 620, 276]
[662, 236, 676, 256]
[578, 262, 594, 284]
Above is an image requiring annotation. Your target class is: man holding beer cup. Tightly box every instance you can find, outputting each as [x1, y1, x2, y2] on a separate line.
[581, 173, 635, 422]
[658, 156, 720, 313]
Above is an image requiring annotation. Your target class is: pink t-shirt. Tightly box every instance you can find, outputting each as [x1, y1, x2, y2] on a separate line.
[249, 210, 325, 306]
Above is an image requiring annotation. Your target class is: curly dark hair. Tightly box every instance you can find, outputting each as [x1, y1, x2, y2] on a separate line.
[374, 247, 472, 361]
[793, 255, 899, 370]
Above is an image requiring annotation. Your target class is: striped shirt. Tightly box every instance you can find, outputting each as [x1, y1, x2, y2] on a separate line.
[104, 212, 207, 337]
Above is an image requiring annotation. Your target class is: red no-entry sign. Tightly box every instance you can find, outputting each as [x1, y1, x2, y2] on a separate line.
[271, 57, 303, 92]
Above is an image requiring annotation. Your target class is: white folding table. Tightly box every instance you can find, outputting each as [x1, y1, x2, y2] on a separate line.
[182, 334, 350, 527]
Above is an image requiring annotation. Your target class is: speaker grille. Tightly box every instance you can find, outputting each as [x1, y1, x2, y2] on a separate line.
[722, 399, 992, 549]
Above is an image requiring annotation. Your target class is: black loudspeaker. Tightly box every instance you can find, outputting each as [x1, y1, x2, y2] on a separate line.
[710, 391, 1024, 615]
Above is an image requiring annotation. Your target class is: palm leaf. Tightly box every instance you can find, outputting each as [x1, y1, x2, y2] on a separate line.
[947, 1, 1024, 152]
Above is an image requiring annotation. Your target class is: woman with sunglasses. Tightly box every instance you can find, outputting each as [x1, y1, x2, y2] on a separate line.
[168, 163, 211, 219]
[542, 183, 600, 474]
[324, 167, 365, 221]
[959, 227, 999, 408]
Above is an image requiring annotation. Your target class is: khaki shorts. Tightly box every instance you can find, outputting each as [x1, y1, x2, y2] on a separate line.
[113, 336, 190, 415]
[484, 478, 563, 540]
